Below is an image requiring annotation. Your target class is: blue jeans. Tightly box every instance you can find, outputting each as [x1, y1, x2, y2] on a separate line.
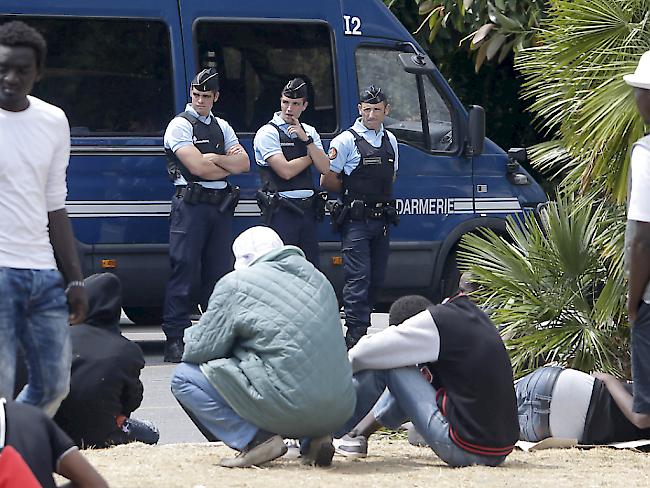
[514, 366, 563, 442]
[341, 219, 390, 340]
[171, 363, 258, 451]
[338, 368, 507, 467]
[0, 268, 71, 417]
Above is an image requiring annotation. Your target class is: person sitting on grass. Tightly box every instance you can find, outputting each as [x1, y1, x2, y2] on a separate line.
[0, 397, 108, 488]
[333, 282, 519, 467]
[171, 226, 355, 468]
[15, 273, 159, 448]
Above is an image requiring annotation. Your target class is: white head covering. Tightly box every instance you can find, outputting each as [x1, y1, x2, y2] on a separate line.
[624, 51, 650, 90]
[232, 226, 284, 270]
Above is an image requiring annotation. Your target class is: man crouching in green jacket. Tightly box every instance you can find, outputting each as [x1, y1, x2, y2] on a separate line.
[171, 226, 356, 468]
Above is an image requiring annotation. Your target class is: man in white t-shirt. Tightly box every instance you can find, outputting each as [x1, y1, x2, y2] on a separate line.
[0, 21, 87, 416]
[591, 51, 650, 431]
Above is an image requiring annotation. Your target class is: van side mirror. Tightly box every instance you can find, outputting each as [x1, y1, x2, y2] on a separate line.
[398, 52, 435, 75]
[467, 105, 485, 156]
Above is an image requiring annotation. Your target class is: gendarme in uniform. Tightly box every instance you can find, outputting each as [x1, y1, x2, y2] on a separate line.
[323, 85, 399, 348]
[162, 68, 249, 362]
[253, 78, 330, 266]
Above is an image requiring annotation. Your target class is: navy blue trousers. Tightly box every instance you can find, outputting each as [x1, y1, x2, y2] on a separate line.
[265, 204, 319, 268]
[341, 219, 390, 341]
[163, 195, 233, 339]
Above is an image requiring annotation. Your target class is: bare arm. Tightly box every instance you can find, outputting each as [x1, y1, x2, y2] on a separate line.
[57, 449, 109, 488]
[208, 144, 250, 175]
[286, 120, 331, 175]
[266, 153, 314, 180]
[628, 221, 650, 323]
[48, 209, 88, 325]
[320, 170, 343, 193]
[175, 145, 230, 180]
[306, 143, 331, 175]
[592, 372, 650, 429]
[349, 411, 382, 439]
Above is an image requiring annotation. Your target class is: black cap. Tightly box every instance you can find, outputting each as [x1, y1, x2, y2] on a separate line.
[360, 85, 387, 104]
[191, 68, 219, 93]
[282, 77, 308, 100]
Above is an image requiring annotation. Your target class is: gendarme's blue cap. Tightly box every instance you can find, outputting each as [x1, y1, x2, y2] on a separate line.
[360, 85, 387, 104]
[282, 77, 308, 99]
[191, 68, 219, 92]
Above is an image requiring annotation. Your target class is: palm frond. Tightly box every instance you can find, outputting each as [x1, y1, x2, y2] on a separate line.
[515, 0, 650, 201]
[459, 193, 629, 377]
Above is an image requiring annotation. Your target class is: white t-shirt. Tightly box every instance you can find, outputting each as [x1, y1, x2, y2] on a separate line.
[549, 369, 595, 439]
[628, 145, 650, 222]
[0, 96, 69, 269]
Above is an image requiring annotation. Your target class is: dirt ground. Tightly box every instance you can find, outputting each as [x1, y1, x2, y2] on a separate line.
[74, 437, 650, 488]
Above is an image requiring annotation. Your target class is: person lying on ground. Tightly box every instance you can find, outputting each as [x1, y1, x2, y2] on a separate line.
[517, 366, 650, 445]
[0, 397, 108, 488]
[171, 226, 355, 468]
[15, 273, 158, 447]
[333, 288, 519, 467]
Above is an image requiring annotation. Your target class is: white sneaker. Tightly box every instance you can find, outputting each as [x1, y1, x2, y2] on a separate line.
[333, 434, 368, 458]
[283, 438, 301, 459]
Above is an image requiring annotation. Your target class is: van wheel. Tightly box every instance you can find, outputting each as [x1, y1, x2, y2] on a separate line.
[123, 307, 163, 326]
[441, 249, 460, 300]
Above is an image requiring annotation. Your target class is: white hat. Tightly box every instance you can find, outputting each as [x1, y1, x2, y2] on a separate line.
[624, 51, 650, 90]
[232, 226, 284, 270]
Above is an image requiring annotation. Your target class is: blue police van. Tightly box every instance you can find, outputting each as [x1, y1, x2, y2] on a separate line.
[1, 0, 546, 324]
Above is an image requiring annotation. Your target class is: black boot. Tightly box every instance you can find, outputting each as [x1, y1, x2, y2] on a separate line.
[344, 326, 368, 350]
[163, 337, 184, 363]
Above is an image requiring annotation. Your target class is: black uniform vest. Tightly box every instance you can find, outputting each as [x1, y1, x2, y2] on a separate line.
[426, 295, 519, 456]
[581, 380, 650, 444]
[342, 128, 395, 204]
[259, 122, 314, 193]
[165, 111, 226, 183]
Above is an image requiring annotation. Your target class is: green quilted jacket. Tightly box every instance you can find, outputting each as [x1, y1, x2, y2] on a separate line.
[182, 246, 355, 437]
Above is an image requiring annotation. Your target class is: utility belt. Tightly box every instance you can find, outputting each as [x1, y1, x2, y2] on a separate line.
[327, 199, 399, 232]
[287, 195, 316, 210]
[175, 182, 240, 213]
[256, 190, 328, 225]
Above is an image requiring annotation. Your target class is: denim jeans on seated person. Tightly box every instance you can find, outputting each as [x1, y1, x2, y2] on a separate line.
[171, 363, 259, 451]
[0, 268, 71, 417]
[337, 367, 506, 467]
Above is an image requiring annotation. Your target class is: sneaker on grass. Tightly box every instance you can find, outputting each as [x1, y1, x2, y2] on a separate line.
[283, 439, 301, 459]
[333, 434, 368, 458]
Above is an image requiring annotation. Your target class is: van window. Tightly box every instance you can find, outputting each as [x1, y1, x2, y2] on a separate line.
[355, 47, 454, 152]
[0, 16, 174, 136]
[195, 21, 336, 134]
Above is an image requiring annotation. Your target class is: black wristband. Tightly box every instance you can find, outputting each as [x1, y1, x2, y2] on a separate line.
[303, 135, 314, 145]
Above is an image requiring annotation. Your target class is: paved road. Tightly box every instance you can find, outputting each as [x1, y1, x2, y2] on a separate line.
[125, 313, 389, 445]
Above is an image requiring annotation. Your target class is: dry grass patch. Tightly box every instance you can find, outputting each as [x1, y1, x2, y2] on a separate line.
[77, 437, 650, 488]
